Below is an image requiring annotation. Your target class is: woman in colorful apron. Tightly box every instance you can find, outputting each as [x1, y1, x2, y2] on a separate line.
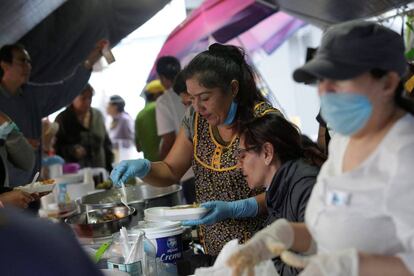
[111, 43, 280, 255]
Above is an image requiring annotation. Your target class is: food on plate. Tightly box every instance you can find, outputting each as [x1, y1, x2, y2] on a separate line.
[171, 202, 200, 209]
[14, 178, 56, 194]
[40, 179, 55, 185]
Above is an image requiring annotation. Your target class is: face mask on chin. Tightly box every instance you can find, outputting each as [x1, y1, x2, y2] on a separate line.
[320, 92, 373, 136]
[223, 100, 238, 126]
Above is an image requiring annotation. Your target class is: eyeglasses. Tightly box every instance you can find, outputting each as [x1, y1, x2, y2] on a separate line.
[234, 145, 259, 160]
[13, 57, 31, 65]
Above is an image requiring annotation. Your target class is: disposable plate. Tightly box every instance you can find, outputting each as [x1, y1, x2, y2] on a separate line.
[16, 181, 56, 194]
[144, 205, 209, 221]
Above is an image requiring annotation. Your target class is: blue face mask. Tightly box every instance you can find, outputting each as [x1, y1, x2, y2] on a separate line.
[223, 100, 238, 125]
[320, 93, 373, 136]
[0, 122, 16, 140]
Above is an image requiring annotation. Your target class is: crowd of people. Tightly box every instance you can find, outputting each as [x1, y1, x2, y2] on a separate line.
[1, 19, 414, 276]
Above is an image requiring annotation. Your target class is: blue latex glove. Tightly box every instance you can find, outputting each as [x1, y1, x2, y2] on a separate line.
[110, 159, 151, 186]
[0, 122, 18, 139]
[42, 155, 65, 166]
[182, 197, 258, 226]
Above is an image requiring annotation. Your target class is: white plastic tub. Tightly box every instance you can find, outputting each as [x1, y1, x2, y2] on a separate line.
[134, 221, 184, 276]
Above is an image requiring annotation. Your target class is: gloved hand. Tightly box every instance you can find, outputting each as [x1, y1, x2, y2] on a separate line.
[110, 159, 151, 186]
[0, 122, 18, 140]
[42, 155, 65, 166]
[182, 197, 258, 226]
[280, 248, 358, 276]
[227, 218, 294, 276]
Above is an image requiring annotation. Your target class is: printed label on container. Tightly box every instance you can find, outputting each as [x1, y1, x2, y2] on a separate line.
[155, 234, 183, 263]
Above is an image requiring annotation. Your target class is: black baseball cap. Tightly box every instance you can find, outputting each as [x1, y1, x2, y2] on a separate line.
[293, 20, 407, 83]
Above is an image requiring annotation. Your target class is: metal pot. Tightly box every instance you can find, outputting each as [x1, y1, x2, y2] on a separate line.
[65, 206, 135, 238]
[77, 184, 183, 223]
[140, 184, 183, 208]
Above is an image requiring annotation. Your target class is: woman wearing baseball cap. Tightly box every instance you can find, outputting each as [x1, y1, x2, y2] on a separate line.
[228, 20, 414, 276]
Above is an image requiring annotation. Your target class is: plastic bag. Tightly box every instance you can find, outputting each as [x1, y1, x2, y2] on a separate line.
[194, 239, 279, 276]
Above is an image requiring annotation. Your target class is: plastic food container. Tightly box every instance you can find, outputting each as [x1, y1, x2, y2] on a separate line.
[133, 221, 184, 276]
[144, 205, 209, 221]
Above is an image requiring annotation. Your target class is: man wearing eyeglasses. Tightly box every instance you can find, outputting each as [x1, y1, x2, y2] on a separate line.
[0, 42, 105, 188]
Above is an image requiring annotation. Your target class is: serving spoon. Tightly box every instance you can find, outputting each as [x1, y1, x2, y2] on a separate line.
[119, 181, 131, 213]
[30, 171, 40, 187]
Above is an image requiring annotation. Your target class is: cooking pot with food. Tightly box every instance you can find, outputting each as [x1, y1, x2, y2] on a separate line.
[65, 206, 135, 238]
[76, 184, 183, 224]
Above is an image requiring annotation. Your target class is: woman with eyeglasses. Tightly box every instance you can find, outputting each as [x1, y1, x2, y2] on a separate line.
[230, 113, 324, 276]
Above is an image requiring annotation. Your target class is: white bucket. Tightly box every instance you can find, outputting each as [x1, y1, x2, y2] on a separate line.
[134, 221, 184, 276]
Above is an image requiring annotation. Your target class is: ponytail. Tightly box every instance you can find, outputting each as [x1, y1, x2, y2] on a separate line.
[301, 135, 327, 167]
